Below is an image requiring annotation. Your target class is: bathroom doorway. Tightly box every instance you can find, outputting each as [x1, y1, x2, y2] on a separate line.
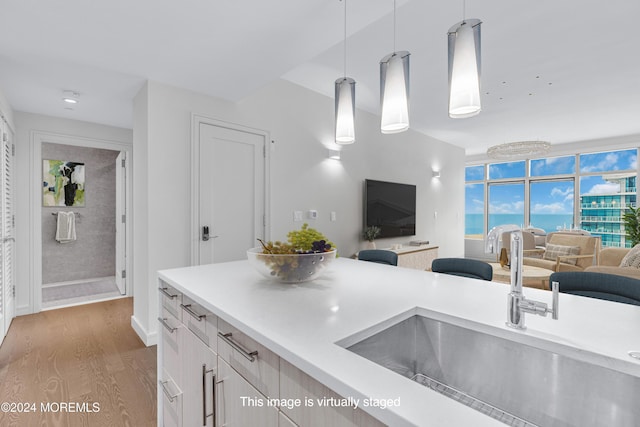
[38, 141, 128, 309]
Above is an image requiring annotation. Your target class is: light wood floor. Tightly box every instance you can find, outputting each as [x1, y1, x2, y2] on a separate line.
[0, 297, 157, 426]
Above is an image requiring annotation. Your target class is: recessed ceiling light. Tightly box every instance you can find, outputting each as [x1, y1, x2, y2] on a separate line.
[62, 90, 80, 104]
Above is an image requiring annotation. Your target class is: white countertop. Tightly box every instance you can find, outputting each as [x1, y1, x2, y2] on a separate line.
[158, 258, 640, 427]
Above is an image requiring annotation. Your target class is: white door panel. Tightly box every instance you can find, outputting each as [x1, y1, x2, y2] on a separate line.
[0, 119, 14, 343]
[198, 123, 266, 265]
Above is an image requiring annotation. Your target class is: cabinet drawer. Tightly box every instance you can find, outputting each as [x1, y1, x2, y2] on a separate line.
[279, 359, 386, 427]
[181, 295, 218, 352]
[279, 411, 299, 427]
[218, 357, 278, 427]
[159, 377, 182, 427]
[159, 280, 182, 321]
[217, 318, 280, 399]
[159, 307, 182, 385]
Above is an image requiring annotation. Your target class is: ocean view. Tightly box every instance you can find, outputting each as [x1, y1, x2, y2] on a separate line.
[465, 214, 576, 235]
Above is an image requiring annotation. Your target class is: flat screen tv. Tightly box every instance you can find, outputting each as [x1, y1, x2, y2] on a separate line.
[364, 179, 416, 238]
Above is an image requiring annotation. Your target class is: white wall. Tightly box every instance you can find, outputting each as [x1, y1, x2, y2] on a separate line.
[14, 112, 132, 314]
[133, 79, 465, 345]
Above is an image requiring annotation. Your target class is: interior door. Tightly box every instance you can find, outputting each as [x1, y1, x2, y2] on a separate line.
[0, 120, 14, 343]
[114, 151, 126, 294]
[198, 122, 265, 264]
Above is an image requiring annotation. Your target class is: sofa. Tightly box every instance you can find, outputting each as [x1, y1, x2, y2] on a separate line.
[584, 247, 640, 280]
[523, 233, 597, 272]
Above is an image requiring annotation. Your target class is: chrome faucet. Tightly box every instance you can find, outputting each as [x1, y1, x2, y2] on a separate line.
[485, 224, 559, 329]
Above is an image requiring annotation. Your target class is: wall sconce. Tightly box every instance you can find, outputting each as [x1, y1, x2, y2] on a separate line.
[328, 149, 341, 160]
[432, 170, 441, 179]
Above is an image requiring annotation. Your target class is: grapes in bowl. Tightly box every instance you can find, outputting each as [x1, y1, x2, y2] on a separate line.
[248, 224, 337, 283]
[247, 247, 336, 283]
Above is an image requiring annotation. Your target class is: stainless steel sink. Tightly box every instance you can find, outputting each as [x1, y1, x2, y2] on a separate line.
[343, 314, 640, 427]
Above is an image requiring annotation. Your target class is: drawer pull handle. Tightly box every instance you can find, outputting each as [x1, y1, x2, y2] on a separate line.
[218, 332, 258, 362]
[159, 286, 178, 299]
[157, 317, 177, 333]
[202, 364, 215, 426]
[180, 303, 206, 321]
[160, 380, 178, 403]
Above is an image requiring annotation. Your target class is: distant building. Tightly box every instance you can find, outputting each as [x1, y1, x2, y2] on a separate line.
[580, 173, 637, 248]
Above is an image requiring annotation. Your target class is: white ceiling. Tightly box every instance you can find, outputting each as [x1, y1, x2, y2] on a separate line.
[1, 0, 638, 155]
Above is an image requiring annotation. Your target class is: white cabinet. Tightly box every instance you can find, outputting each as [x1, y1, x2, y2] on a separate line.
[158, 281, 388, 427]
[217, 318, 279, 399]
[279, 359, 385, 427]
[217, 357, 279, 427]
[279, 412, 298, 427]
[182, 330, 217, 427]
[158, 285, 218, 427]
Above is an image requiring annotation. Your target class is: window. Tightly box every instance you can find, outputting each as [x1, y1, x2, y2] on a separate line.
[465, 165, 484, 181]
[530, 156, 575, 177]
[466, 148, 638, 247]
[488, 161, 525, 180]
[465, 183, 484, 237]
[488, 182, 524, 231]
[530, 180, 574, 232]
[580, 149, 637, 173]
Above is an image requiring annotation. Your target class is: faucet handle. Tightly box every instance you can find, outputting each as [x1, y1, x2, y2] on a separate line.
[550, 281, 559, 320]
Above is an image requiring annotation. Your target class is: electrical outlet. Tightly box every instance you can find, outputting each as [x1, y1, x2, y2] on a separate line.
[330, 211, 337, 222]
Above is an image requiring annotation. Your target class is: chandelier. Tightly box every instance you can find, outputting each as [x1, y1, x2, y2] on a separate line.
[487, 141, 551, 160]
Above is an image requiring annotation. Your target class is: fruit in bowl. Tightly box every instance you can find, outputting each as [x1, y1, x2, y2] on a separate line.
[247, 224, 337, 283]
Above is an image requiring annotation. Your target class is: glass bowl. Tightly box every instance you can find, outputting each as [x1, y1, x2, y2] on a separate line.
[247, 247, 337, 283]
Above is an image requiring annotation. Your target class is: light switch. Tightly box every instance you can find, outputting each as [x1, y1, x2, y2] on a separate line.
[308, 210, 318, 220]
[293, 211, 303, 222]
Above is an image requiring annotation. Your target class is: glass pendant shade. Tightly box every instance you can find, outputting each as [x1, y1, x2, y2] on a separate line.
[335, 77, 356, 144]
[448, 19, 482, 118]
[380, 51, 410, 134]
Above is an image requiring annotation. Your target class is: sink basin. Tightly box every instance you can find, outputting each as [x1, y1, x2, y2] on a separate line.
[342, 313, 640, 427]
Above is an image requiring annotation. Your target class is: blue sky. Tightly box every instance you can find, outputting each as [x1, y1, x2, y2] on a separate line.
[465, 149, 637, 215]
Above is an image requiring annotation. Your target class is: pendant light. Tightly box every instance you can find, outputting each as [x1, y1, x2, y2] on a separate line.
[447, 0, 482, 119]
[380, 0, 410, 134]
[335, 0, 356, 144]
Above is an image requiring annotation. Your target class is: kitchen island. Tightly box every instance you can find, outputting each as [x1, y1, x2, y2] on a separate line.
[157, 258, 640, 426]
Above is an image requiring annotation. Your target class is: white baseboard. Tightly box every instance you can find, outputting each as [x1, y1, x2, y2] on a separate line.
[131, 315, 157, 347]
[16, 304, 32, 316]
[42, 276, 115, 288]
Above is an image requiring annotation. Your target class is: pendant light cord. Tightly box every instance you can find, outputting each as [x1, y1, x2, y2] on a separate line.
[462, 0, 466, 22]
[393, 0, 396, 53]
[343, 0, 347, 78]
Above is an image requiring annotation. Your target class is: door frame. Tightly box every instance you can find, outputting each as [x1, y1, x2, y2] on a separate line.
[29, 131, 132, 313]
[115, 151, 127, 295]
[190, 115, 271, 265]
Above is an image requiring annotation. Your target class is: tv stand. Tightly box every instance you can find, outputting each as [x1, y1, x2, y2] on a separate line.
[386, 244, 438, 270]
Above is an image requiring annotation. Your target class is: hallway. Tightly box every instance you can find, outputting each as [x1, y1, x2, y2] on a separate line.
[0, 298, 156, 426]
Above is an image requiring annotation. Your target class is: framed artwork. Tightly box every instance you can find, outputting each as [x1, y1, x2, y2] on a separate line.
[43, 160, 85, 207]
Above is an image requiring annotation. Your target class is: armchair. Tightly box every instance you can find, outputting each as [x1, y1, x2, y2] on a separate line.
[499, 231, 544, 263]
[524, 227, 547, 247]
[523, 233, 597, 272]
[584, 247, 640, 280]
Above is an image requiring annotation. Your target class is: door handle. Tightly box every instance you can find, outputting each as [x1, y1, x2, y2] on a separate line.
[202, 226, 218, 242]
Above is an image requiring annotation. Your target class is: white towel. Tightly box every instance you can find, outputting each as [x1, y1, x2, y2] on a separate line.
[55, 212, 77, 243]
